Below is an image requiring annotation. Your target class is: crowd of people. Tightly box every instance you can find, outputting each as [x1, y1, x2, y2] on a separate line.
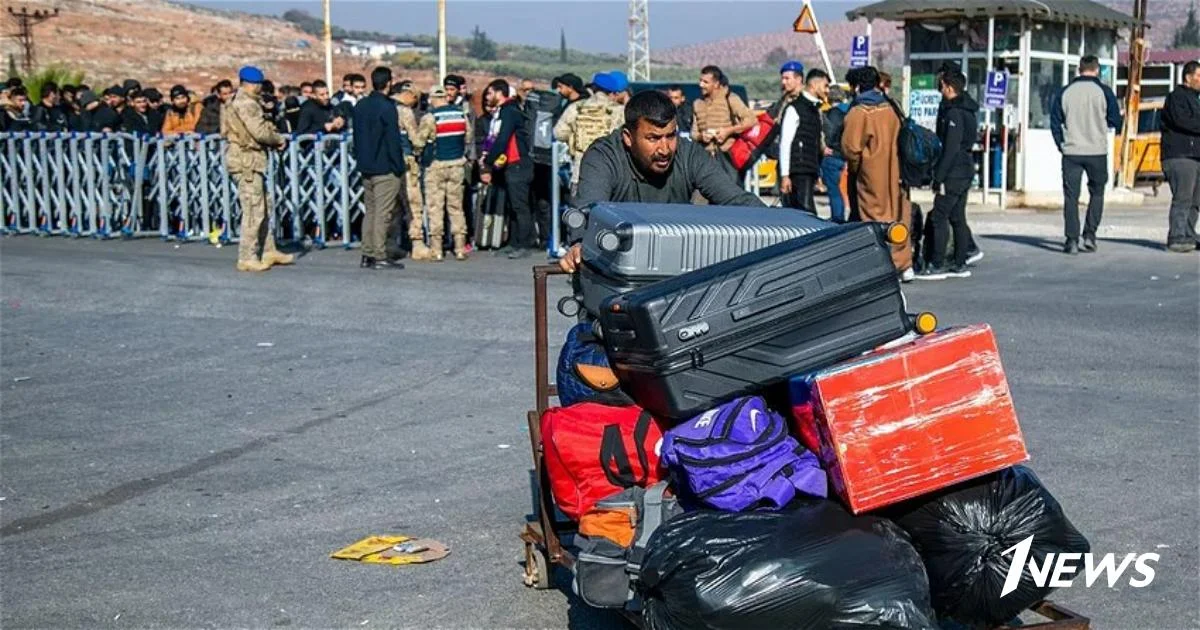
[2, 52, 1197, 273]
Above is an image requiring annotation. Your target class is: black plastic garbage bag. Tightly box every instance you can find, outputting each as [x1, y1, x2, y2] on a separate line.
[637, 499, 938, 630]
[886, 466, 1091, 628]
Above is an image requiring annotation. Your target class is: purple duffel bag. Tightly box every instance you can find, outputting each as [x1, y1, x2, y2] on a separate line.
[659, 396, 828, 512]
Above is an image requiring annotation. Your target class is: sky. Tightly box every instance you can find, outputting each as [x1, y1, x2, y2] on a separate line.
[190, 1, 863, 54]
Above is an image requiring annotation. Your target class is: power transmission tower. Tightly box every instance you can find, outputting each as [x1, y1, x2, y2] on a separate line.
[628, 0, 650, 81]
[6, 6, 59, 75]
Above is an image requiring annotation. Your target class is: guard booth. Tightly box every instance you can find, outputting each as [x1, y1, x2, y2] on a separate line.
[847, 0, 1139, 206]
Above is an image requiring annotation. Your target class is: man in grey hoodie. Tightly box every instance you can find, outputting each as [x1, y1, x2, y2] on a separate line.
[1050, 55, 1123, 255]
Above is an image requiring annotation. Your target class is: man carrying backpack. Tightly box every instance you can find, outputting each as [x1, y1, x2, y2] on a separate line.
[918, 69, 976, 281]
[842, 66, 912, 273]
[554, 72, 623, 195]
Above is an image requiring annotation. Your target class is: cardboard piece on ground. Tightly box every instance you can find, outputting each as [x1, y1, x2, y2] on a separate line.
[331, 535, 451, 565]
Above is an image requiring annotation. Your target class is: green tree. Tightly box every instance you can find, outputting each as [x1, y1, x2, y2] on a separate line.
[560, 28, 568, 64]
[20, 66, 86, 102]
[468, 25, 497, 61]
[765, 46, 791, 69]
[1174, 1, 1200, 48]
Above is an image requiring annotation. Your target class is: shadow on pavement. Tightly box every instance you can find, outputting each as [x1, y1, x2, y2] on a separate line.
[979, 234, 1063, 253]
[1097, 237, 1166, 252]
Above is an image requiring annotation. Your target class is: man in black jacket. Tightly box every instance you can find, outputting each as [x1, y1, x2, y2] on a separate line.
[481, 78, 537, 259]
[30, 82, 69, 132]
[196, 80, 233, 135]
[296, 80, 344, 135]
[122, 90, 158, 134]
[90, 86, 126, 132]
[352, 66, 407, 270]
[1163, 60, 1200, 253]
[918, 69, 977, 280]
[557, 90, 763, 272]
[778, 69, 830, 214]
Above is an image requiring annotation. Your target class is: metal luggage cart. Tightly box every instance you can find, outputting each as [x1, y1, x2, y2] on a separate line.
[516, 264, 1090, 630]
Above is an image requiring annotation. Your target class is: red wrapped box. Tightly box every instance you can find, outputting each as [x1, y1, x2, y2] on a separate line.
[789, 324, 1029, 514]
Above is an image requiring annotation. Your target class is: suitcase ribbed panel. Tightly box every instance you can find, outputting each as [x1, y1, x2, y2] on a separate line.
[576, 203, 832, 316]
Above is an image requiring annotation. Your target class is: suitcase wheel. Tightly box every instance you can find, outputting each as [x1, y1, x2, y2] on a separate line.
[912, 312, 938, 335]
[887, 222, 909, 245]
[523, 543, 552, 590]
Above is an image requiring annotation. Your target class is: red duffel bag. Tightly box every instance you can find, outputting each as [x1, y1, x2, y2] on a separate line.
[541, 403, 667, 521]
[729, 111, 775, 170]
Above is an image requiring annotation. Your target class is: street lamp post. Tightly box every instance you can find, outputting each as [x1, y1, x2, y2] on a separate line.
[323, 0, 333, 90]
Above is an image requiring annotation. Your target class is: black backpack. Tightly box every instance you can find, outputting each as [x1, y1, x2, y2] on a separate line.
[885, 96, 942, 188]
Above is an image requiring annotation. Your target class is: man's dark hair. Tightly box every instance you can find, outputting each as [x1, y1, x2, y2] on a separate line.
[623, 89, 677, 131]
[10, 86, 27, 98]
[857, 66, 880, 92]
[342, 73, 354, 83]
[62, 84, 76, 94]
[77, 83, 90, 92]
[943, 69, 967, 94]
[312, 79, 328, 90]
[666, 84, 683, 93]
[300, 81, 313, 90]
[370, 67, 391, 91]
[350, 73, 367, 85]
[700, 65, 727, 86]
[487, 78, 510, 97]
[1080, 55, 1100, 73]
[5, 77, 22, 89]
[1185, 60, 1200, 79]
[41, 81, 59, 98]
[261, 80, 275, 95]
[216, 79, 233, 91]
[805, 69, 830, 85]
[844, 68, 861, 90]
[128, 89, 145, 101]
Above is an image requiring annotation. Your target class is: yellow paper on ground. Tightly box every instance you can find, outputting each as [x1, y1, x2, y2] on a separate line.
[331, 535, 451, 565]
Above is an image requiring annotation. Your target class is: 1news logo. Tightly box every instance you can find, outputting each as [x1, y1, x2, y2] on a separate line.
[1000, 536, 1160, 597]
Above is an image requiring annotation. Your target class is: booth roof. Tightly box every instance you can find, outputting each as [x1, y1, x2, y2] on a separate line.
[846, 0, 1141, 29]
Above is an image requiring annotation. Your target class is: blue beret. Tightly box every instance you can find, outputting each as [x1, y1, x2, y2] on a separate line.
[780, 61, 805, 75]
[591, 72, 617, 93]
[608, 70, 629, 92]
[238, 66, 265, 83]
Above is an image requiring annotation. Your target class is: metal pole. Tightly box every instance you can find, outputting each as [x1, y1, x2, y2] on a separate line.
[437, 0, 447, 84]
[865, 21, 873, 66]
[323, 0, 334, 91]
[983, 16, 994, 205]
[1118, 0, 1147, 189]
[807, 1, 836, 79]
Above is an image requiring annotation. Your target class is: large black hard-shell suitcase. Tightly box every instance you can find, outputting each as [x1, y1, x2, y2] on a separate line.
[597, 223, 913, 420]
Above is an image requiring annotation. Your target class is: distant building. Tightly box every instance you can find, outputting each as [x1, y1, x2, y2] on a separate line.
[339, 39, 433, 58]
[1118, 48, 1200, 99]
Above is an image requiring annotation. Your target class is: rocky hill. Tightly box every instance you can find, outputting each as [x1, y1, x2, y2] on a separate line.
[0, 0, 495, 93]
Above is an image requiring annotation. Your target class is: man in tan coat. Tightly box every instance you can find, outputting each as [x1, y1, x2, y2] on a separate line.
[222, 66, 293, 272]
[841, 66, 912, 273]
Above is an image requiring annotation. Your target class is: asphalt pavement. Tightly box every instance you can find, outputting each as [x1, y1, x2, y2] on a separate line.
[1, 213, 1197, 629]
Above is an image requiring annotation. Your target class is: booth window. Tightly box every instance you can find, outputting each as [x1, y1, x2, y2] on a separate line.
[1031, 21, 1065, 52]
[909, 22, 963, 54]
[1085, 28, 1116, 59]
[995, 19, 1022, 52]
[1069, 24, 1084, 54]
[1030, 58, 1064, 129]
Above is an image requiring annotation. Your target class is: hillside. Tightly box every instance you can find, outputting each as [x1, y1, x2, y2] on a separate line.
[0, 0, 584, 94]
[654, 1, 1182, 73]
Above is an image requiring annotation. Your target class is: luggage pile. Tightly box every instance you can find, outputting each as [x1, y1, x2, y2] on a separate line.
[541, 203, 1090, 629]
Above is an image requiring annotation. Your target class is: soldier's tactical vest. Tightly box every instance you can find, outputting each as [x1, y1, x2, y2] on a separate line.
[571, 99, 616, 155]
[398, 107, 415, 157]
[432, 105, 468, 161]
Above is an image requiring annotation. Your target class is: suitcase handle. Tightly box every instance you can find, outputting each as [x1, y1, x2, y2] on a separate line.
[730, 284, 807, 322]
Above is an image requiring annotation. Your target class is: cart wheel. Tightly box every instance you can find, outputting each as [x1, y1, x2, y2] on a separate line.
[522, 543, 552, 590]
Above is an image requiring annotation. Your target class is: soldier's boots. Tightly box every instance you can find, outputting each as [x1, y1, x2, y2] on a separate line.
[454, 236, 469, 261]
[262, 250, 295, 266]
[236, 259, 272, 272]
[411, 241, 432, 261]
[428, 240, 445, 262]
